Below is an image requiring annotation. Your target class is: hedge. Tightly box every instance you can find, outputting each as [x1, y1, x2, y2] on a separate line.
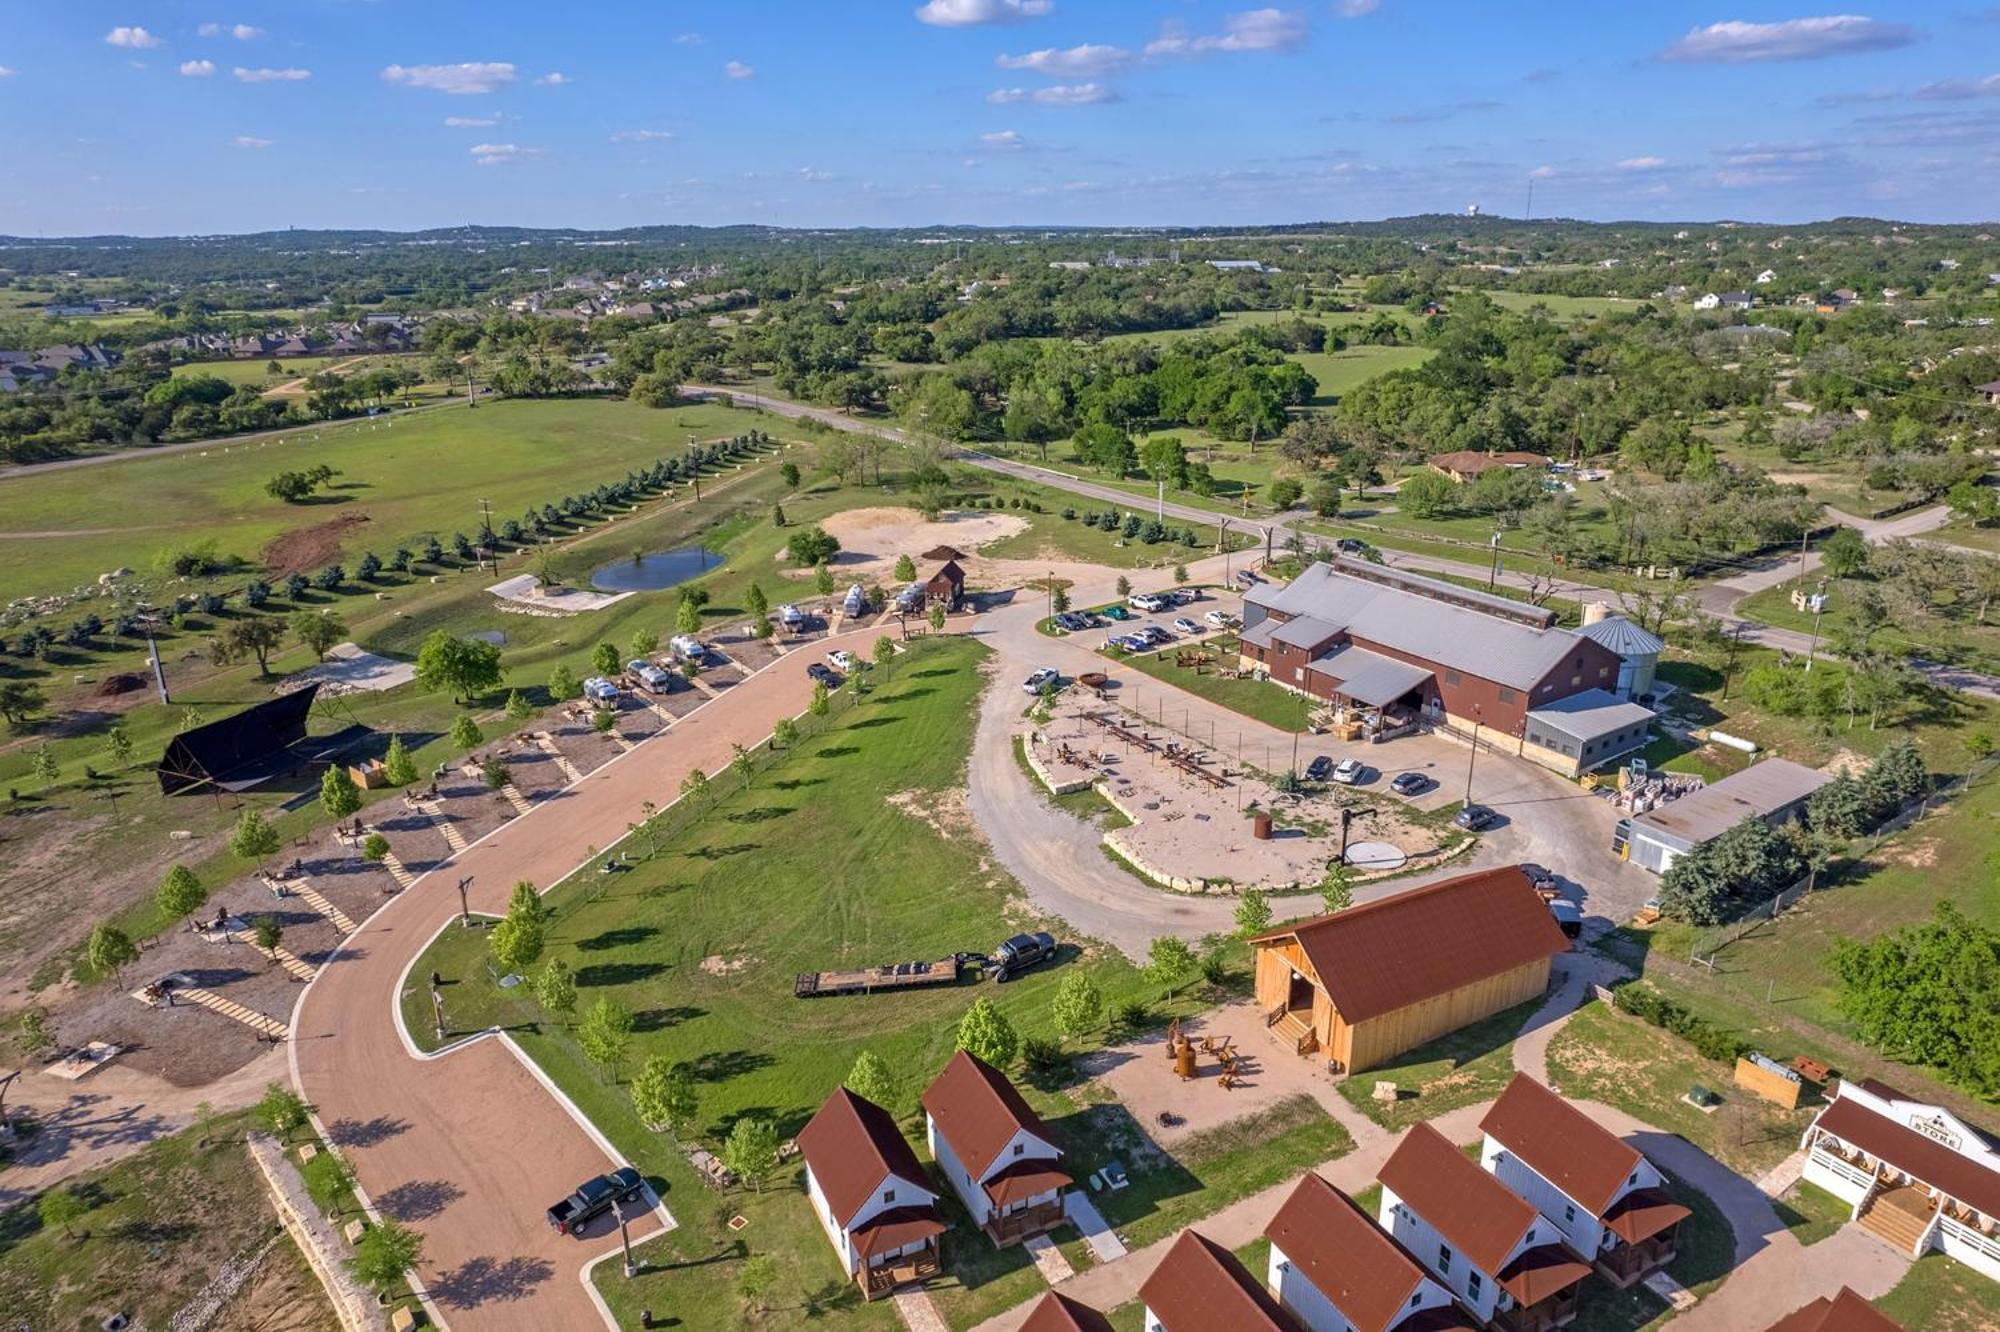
[1610, 982, 1752, 1065]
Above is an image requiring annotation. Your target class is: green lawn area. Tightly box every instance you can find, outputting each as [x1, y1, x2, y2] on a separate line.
[1624, 732, 1752, 784]
[1334, 997, 1543, 1131]
[0, 1110, 339, 1330]
[1774, 1179, 1852, 1248]
[1480, 291, 1648, 320]
[1874, 1254, 2000, 1332]
[1933, 518, 2000, 557]
[1292, 344, 1435, 406]
[1100, 637, 1311, 736]
[1734, 580, 2000, 677]
[1545, 1001, 1814, 1177]
[0, 396, 810, 606]
[963, 471, 1253, 569]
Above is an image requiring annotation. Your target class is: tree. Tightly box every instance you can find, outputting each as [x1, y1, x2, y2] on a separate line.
[1234, 888, 1273, 939]
[894, 553, 917, 582]
[490, 880, 548, 972]
[631, 628, 660, 658]
[787, 526, 841, 567]
[814, 561, 836, 597]
[88, 924, 138, 984]
[302, 1150, 357, 1214]
[590, 641, 621, 678]
[779, 460, 801, 490]
[505, 690, 534, 722]
[955, 997, 1019, 1068]
[771, 502, 788, 528]
[1050, 970, 1103, 1043]
[739, 1254, 778, 1311]
[1309, 476, 1344, 518]
[1809, 771, 1869, 839]
[0, 680, 47, 727]
[1319, 862, 1354, 915]
[230, 808, 281, 867]
[745, 582, 770, 631]
[730, 741, 755, 786]
[157, 864, 208, 924]
[289, 609, 347, 663]
[1115, 575, 1132, 598]
[30, 745, 59, 789]
[18, 1007, 56, 1060]
[929, 604, 946, 633]
[523, 957, 574, 1026]
[632, 1054, 699, 1136]
[1819, 526, 1871, 579]
[873, 635, 896, 676]
[415, 631, 504, 704]
[254, 915, 284, 968]
[723, 1115, 783, 1192]
[105, 725, 135, 767]
[319, 764, 362, 821]
[808, 681, 831, 718]
[674, 597, 702, 637]
[1266, 478, 1304, 510]
[1397, 469, 1458, 519]
[593, 708, 617, 735]
[578, 997, 635, 1076]
[362, 832, 390, 862]
[381, 734, 419, 786]
[39, 1186, 88, 1241]
[1052, 585, 1070, 615]
[679, 766, 710, 808]
[347, 1218, 426, 1297]
[482, 757, 512, 790]
[1143, 935, 1197, 1001]
[255, 1081, 312, 1138]
[449, 714, 484, 750]
[845, 1049, 898, 1110]
[772, 717, 800, 750]
[210, 617, 287, 676]
[549, 664, 581, 701]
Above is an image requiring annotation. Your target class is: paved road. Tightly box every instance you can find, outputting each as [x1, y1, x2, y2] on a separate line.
[289, 622, 882, 1331]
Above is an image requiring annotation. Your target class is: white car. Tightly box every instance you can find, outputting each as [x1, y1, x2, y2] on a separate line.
[828, 649, 858, 672]
[1128, 593, 1167, 612]
[1172, 617, 1202, 635]
[1023, 667, 1060, 693]
[1204, 609, 1236, 628]
[1331, 757, 1364, 785]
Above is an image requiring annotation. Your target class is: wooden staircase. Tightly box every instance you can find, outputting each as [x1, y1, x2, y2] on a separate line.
[174, 985, 290, 1040]
[270, 946, 317, 983]
[1272, 1010, 1318, 1056]
[535, 736, 586, 784]
[498, 783, 535, 817]
[378, 852, 419, 891]
[1859, 1185, 1936, 1255]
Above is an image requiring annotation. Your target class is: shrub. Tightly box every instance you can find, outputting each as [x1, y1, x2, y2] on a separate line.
[1610, 983, 1750, 1065]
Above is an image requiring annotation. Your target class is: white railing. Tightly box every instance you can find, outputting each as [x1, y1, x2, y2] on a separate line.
[1810, 1147, 1876, 1194]
[1940, 1214, 2000, 1261]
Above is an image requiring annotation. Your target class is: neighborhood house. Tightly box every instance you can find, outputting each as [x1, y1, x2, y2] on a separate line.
[1139, 1228, 1302, 1332]
[1263, 1171, 1472, 1332]
[798, 1087, 946, 1300]
[1250, 866, 1570, 1074]
[1763, 1287, 1904, 1332]
[921, 1049, 1072, 1247]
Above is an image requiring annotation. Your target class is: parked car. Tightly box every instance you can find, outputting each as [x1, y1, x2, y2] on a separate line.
[1102, 605, 1132, 621]
[828, 649, 858, 672]
[991, 931, 1057, 981]
[1129, 593, 1168, 612]
[1331, 757, 1364, 785]
[1549, 900, 1583, 939]
[1519, 862, 1559, 894]
[1023, 667, 1060, 694]
[547, 1167, 644, 1236]
[1335, 537, 1370, 555]
[627, 660, 674, 693]
[1204, 609, 1236, 628]
[806, 662, 840, 686]
[1171, 587, 1200, 605]
[1454, 803, 1495, 831]
[1389, 771, 1432, 797]
[1112, 634, 1150, 653]
[1305, 755, 1333, 782]
[1172, 617, 1202, 635]
[1140, 624, 1173, 644]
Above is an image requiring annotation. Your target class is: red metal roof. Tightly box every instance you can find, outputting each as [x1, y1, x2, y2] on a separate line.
[1379, 1123, 1539, 1276]
[1020, 1293, 1115, 1332]
[851, 1205, 946, 1261]
[1262, 1172, 1431, 1332]
[798, 1087, 930, 1226]
[1138, 1229, 1303, 1332]
[982, 1158, 1073, 1209]
[1763, 1287, 1903, 1332]
[1602, 1187, 1691, 1246]
[1481, 1073, 1645, 1216]
[922, 1049, 1060, 1181]
[1494, 1244, 1592, 1307]
[1251, 867, 1569, 1025]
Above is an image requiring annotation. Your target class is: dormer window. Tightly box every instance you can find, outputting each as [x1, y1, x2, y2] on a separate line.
[1014, 1143, 1025, 1157]
[883, 1189, 895, 1204]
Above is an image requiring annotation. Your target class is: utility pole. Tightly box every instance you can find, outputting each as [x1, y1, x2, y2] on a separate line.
[143, 616, 171, 704]
[1796, 528, 1810, 587]
[456, 875, 473, 927]
[1487, 531, 1503, 591]
[431, 987, 446, 1044]
[1464, 707, 1484, 805]
[1156, 478, 1166, 522]
[614, 1197, 637, 1277]
[1805, 578, 1827, 672]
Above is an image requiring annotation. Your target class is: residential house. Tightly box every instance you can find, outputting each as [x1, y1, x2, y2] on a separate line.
[1479, 1074, 1689, 1287]
[1249, 865, 1569, 1074]
[1763, 1288, 1903, 1332]
[797, 1087, 945, 1301]
[1235, 558, 1626, 764]
[1427, 450, 1551, 483]
[1693, 292, 1723, 310]
[1264, 1172, 1473, 1332]
[1020, 1292, 1115, 1332]
[1799, 1079, 2000, 1282]
[921, 1050, 1071, 1247]
[1379, 1123, 1593, 1331]
[1207, 259, 1274, 272]
[1718, 291, 1755, 309]
[1139, 1229, 1302, 1332]
[1613, 757, 1829, 874]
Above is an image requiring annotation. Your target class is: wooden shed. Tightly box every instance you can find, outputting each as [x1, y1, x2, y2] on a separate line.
[1250, 866, 1568, 1074]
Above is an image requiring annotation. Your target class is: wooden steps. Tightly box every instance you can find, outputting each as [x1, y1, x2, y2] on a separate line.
[271, 946, 318, 983]
[174, 984, 290, 1039]
[498, 783, 534, 817]
[1859, 1186, 1935, 1254]
[289, 878, 357, 936]
[378, 853, 418, 891]
[431, 812, 468, 854]
[609, 731, 639, 753]
[643, 698, 677, 725]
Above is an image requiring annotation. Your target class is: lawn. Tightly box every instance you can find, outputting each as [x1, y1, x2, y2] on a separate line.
[1567, 1170, 1734, 1332]
[1734, 580, 2000, 678]
[0, 395, 805, 605]
[1544, 1000, 1813, 1177]
[1773, 1179, 1852, 1248]
[1334, 997, 1543, 1131]
[1102, 638, 1312, 736]
[0, 1110, 338, 1330]
[1874, 1254, 2000, 1332]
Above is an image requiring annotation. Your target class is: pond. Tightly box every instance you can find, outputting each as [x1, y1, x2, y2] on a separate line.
[590, 546, 727, 593]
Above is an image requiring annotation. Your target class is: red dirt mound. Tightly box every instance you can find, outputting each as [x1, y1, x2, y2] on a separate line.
[262, 512, 370, 575]
[96, 672, 147, 696]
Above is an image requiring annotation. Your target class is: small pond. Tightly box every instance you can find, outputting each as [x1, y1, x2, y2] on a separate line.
[590, 546, 727, 593]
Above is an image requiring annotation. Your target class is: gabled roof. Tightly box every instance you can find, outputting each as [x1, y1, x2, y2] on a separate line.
[1250, 867, 1568, 1025]
[1481, 1074, 1645, 1216]
[1602, 1187, 1691, 1246]
[1020, 1292, 1116, 1332]
[1812, 1090, 2000, 1219]
[851, 1205, 946, 1261]
[1263, 1173, 1432, 1332]
[983, 1158, 1072, 1208]
[1573, 614, 1665, 657]
[1379, 1123, 1540, 1277]
[922, 1049, 1059, 1181]
[1138, 1230, 1301, 1332]
[798, 1087, 929, 1226]
[1764, 1288, 1903, 1332]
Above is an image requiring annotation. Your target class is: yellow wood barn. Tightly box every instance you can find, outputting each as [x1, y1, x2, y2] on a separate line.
[1251, 865, 1569, 1075]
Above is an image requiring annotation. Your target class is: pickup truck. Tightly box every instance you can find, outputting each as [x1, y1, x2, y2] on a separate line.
[547, 1166, 644, 1236]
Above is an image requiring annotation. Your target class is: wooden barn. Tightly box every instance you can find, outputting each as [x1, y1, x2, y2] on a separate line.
[1250, 866, 1568, 1075]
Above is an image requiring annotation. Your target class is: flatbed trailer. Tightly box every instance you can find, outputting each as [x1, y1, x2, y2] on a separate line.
[795, 955, 966, 999]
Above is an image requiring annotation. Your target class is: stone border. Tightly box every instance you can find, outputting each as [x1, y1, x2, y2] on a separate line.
[1019, 731, 1095, 796]
[246, 1132, 381, 1332]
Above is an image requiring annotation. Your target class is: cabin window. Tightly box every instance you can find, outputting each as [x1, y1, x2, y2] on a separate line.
[883, 1189, 895, 1204]
[1629, 1171, 1639, 1185]
[1467, 1272, 1483, 1300]
[1565, 1203, 1576, 1223]
[1570, 674, 1583, 686]
[1437, 1244, 1452, 1273]
[1013, 1143, 1025, 1157]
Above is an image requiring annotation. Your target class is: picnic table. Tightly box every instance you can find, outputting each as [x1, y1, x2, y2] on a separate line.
[688, 1148, 738, 1189]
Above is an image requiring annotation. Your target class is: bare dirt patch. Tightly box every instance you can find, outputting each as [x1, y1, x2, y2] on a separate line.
[699, 954, 755, 976]
[813, 506, 1029, 580]
[261, 512, 370, 575]
[887, 786, 996, 877]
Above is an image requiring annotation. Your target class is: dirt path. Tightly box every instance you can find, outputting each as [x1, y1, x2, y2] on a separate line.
[263, 357, 370, 399]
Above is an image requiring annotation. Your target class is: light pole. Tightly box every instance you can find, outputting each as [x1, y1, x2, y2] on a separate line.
[1487, 532, 1503, 591]
[1805, 579, 1827, 672]
[430, 986, 446, 1044]
[1463, 706, 1483, 806]
[614, 1197, 637, 1278]
[456, 875, 473, 927]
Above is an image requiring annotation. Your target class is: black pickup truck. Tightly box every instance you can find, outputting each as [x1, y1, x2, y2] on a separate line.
[546, 1166, 644, 1236]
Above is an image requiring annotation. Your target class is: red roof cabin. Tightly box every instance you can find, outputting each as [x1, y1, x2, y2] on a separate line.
[1263, 1171, 1475, 1332]
[922, 1049, 1072, 1247]
[798, 1087, 945, 1300]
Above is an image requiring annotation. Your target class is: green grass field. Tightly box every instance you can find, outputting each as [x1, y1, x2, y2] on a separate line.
[1875, 1254, 2000, 1332]
[0, 397, 801, 604]
[1334, 997, 1542, 1131]
[1734, 579, 2000, 677]
[1103, 636, 1312, 735]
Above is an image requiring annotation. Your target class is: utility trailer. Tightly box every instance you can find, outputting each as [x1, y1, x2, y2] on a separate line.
[795, 954, 966, 998]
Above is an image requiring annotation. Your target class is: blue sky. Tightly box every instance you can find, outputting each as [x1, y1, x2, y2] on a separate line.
[2, 2, 1998, 235]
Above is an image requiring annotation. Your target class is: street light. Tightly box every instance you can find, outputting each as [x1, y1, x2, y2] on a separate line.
[1487, 531, 1503, 591]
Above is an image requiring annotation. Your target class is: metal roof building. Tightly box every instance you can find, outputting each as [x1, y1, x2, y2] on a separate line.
[1621, 757, 1829, 873]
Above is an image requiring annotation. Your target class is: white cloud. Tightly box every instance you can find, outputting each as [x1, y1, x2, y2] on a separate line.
[233, 135, 273, 148]
[233, 66, 310, 82]
[611, 129, 674, 142]
[535, 71, 571, 86]
[179, 59, 217, 77]
[380, 62, 517, 95]
[470, 142, 544, 166]
[996, 43, 1131, 77]
[444, 115, 500, 127]
[981, 129, 1025, 147]
[674, 32, 704, 45]
[1660, 16, 1917, 64]
[201, 22, 264, 39]
[1528, 163, 1557, 179]
[1913, 74, 2000, 100]
[1145, 9, 1308, 58]
[798, 167, 834, 181]
[724, 60, 755, 79]
[0, 66, 15, 78]
[1617, 155, 1668, 169]
[104, 26, 163, 50]
[1334, 0, 1380, 15]
[915, 0, 1053, 27]
[987, 82, 1118, 105]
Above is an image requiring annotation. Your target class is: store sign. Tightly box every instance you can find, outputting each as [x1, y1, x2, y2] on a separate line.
[1909, 1113, 1963, 1152]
